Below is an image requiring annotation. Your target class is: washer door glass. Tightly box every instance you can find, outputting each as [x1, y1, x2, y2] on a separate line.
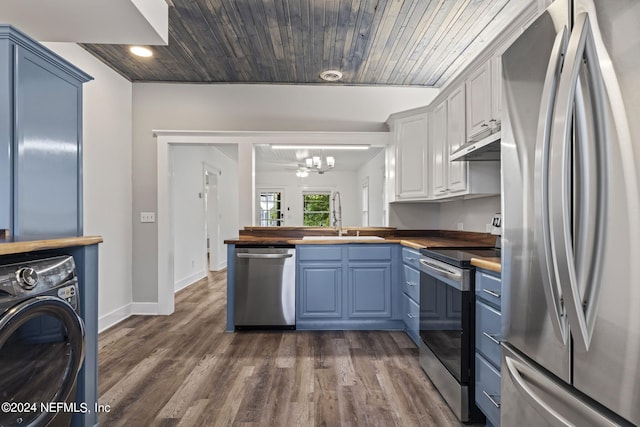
[0, 296, 85, 426]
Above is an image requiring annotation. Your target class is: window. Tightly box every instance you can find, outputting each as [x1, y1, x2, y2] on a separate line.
[303, 192, 330, 226]
[258, 191, 284, 226]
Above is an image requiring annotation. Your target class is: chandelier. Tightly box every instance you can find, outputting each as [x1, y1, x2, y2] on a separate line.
[296, 156, 335, 177]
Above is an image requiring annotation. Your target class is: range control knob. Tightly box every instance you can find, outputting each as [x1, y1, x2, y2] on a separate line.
[16, 267, 39, 289]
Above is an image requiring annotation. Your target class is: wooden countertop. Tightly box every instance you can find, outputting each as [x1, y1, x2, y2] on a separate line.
[226, 235, 494, 250]
[471, 257, 501, 273]
[0, 236, 103, 256]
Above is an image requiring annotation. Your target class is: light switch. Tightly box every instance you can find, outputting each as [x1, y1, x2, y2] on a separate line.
[140, 212, 156, 223]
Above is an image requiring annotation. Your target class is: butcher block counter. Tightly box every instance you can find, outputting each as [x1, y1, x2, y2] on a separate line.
[225, 227, 497, 249]
[470, 256, 501, 273]
[0, 235, 103, 255]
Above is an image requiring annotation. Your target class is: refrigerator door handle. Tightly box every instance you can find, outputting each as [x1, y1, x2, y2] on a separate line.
[504, 352, 620, 427]
[549, 13, 608, 352]
[534, 26, 570, 344]
[504, 355, 573, 426]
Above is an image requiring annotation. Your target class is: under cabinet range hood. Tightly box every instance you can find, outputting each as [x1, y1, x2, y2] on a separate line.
[450, 132, 500, 161]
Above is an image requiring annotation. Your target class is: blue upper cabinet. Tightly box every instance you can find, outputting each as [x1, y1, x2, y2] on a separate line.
[0, 25, 92, 237]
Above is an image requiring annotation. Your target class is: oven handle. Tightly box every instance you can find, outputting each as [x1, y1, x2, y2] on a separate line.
[419, 259, 462, 280]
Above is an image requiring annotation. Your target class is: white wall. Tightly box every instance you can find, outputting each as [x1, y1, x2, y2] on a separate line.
[133, 83, 437, 302]
[388, 195, 501, 232]
[256, 170, 359, 227]
[356, 149, 386, 227]
[43, 42, 133, 331]
[171, 145, 239, 290]
[388, 202, 440, 230]
[438, 195, 501, 232]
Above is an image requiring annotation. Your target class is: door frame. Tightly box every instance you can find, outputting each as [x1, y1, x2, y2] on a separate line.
[203, 163, 221, 271]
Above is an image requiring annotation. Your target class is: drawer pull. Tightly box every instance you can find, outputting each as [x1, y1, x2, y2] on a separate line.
[482, 289, 501, 298]
[407, 313, 417, 319]
[483, 332, 501, 345]
[406, 281, 418, 287]
[482, 390, 501, 408]
[405, 257, 417, 262]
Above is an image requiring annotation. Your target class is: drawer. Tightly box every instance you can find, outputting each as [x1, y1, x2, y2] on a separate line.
[348, 245, 392, 261]
[476, 269, 502, 308]
[402, 293, 419, 345]
[476, 300, 502, 367]
[475, 353, 501, 427]
[297, 245, 342, 261]
[401, 247, 421, 270]
[402, 264, 420, 302]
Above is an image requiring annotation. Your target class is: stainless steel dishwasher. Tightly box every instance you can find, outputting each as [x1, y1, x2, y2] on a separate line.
[234, 246, 296, 329]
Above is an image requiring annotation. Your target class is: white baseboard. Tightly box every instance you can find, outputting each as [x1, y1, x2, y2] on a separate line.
[98, 302, 161, 333]
[211, 261, 227, 272]
[131, 302, 160, 315]
[99, 305, 132, 333]
[174, 269, 207, 292]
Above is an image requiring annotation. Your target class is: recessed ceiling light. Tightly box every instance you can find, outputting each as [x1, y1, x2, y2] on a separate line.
[319, 70, 343, 82]
[130, 46, 153, 58]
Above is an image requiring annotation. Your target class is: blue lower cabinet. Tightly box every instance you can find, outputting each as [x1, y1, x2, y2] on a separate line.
[475, 299, 502, 367]
[474, 267, 502, 426]
[298, 264, 342, 318]
[475, 353, 501, 427]
[402, 293, 419, 345]
[348, 263, 391, 318]
[296, 244, 401, 330]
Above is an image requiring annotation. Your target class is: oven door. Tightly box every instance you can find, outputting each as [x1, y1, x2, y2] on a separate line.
[419, 265, 472, 384]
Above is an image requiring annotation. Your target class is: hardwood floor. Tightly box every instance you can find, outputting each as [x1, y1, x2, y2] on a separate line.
[97, 270, 461, 426]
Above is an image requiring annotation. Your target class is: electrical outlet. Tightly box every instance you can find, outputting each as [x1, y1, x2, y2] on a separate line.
[457, 222, 464, 230]
[140, 212, 156, 223]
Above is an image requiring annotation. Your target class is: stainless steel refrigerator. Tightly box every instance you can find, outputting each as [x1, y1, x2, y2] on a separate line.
[501, 0, 640, 425]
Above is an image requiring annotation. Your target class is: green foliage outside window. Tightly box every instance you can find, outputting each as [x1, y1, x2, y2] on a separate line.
[303, 193, 330, 226]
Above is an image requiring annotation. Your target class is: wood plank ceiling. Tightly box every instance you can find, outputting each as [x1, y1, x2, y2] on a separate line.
[81, 0, 520, 86]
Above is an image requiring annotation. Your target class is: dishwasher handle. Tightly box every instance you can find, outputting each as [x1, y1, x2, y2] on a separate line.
[236, 253, 293, 259]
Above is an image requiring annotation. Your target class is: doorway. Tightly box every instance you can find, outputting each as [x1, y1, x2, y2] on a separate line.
[203, 163, 221, 271]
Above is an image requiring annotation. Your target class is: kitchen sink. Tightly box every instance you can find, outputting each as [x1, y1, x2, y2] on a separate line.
[301, 235, 385, 241]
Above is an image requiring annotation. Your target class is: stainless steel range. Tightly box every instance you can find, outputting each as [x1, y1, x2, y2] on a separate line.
[417, 247, 499, 424]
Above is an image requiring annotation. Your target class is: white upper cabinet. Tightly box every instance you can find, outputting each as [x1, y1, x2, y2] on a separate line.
[430, 102, 448, 198]
[447, 86, 467, 194]
[466, 57, 502, 141]
[393, 112, 429, 200]
[466, 62, 492, 140]
[490, 56, 502, 126]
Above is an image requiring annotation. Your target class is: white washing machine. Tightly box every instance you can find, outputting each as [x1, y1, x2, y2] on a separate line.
[0, 256, 85, 427]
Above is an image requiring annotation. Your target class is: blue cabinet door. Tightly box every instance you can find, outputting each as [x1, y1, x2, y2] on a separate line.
[298, 263, 342, 318]
[13, 46, 83, 237]
[348, 262, 391, 318]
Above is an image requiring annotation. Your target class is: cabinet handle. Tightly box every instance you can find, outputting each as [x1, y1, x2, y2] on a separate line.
[406, 257, 417, 261]
[482, 390, 501, 408]
[481, 123, 489, 127]
[482, 288, 501, 298]
[438, 189, 447, 194]
[407, 313, 417, 319]
[483, 332, 501, 345]
[406, 281, 418, 287]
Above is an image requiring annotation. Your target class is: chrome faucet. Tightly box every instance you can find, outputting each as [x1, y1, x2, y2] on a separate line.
[331, 191, 343, 236]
